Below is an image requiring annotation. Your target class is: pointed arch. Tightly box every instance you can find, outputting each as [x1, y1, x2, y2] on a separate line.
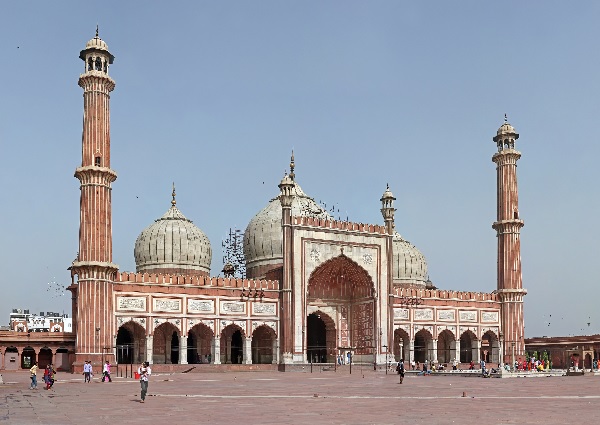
[188, 323, 214, 364]
[221, 324, 245, 364]
[414, 328, 433, 364]
[393, 328, 410, 362]
[307, 254, 374, 301]
[153, 322, 180, 364]
[252, 325, 276, 364]
[116, 320, 146, 364]
[481, 330, 500, 364]
[437, 330, 456, 364]
[460, 330, 477, 364]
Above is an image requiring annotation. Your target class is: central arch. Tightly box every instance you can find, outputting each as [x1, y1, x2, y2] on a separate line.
[307, 254, 375, 360]
[307, 312, 336, 363]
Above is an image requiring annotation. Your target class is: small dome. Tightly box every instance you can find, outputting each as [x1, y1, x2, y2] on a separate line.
[496, 115, 518, 136]
[392, 232, 428, 287]
[85, 36, 109, 52]
[380, 184, 395, 201]
[134, 204, 212, 276]
[244, 181, 330, 277]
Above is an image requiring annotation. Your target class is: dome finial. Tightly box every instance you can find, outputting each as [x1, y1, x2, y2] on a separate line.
[504, 113, 508, 123]
[171, 182, 176, 206]
[96, 24, 99, 38]
[289, 150, 295, 181]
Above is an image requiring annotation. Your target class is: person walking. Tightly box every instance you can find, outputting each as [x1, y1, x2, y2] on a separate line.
[396, 358, 405, 384]
[83, 360, 93, 383]
[102, 361, 112, 382]
[138, 362, 152, 403]
[29, 362, 38, 389]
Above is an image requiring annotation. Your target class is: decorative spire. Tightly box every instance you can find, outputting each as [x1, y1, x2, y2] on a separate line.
[171, 182, 177, 206]
[289, 150, 295, 181]
[96, 24, 99, 38]
[504, 113, 508, 123]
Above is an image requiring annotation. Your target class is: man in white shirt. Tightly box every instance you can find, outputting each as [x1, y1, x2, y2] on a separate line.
[138, 362, 152, 403]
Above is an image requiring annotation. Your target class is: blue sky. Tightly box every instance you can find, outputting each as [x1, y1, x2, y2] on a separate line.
[1, 1, 599, 337]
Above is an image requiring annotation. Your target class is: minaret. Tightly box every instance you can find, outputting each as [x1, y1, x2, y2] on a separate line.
[278, 157, 295, 364]
[380, 184, 396, 235]
[492, 115, 526, 364]
[69, 29, 118, 369]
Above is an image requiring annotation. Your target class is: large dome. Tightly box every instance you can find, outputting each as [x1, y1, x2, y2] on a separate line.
[243, 180, 330, 277]
[134, 197, 212, 277]
[392, 232, 428, 288]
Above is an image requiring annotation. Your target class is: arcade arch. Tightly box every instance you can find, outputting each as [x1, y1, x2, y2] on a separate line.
[153, 322, 180, 364]
[414, 329, 433, 364]
[437, 330, 456, 364]
[188, 323, 214, 364]
[116, 321, 146, 364]
[221, 324, 244, 364]
[460, 330, 477, 364]
[481, 331, 500, 364]
[393, 328, 410, 362]
[251, 325, 276, 364]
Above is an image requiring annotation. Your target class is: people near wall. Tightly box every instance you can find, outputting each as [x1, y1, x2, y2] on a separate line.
[45, 364, 56, 390]
[452, 358, 458, 371]
[83, 360, 93, 383]
[469, 361, 474, 370]
[138, 362, 152, 403]
[29, 362, 38, 390]
[102, 361, 112, 382]
[411, 360, 416, 370]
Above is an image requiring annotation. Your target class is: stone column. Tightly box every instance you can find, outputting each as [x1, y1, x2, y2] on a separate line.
[272, 339, 278, 364]
[454, 340, 461, 364]
[145, 335, 153, 364]
[179, 336, 188, 365]
[244, 337, 252, 364]
[213, 337, 221, 365]
[432, 339, 438, 364]
[409, 340, 415, 363]
[475, 339, 482, 364]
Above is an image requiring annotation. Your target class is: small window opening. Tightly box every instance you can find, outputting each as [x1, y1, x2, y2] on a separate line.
[88, 58, 93, 71]
[95, 156, 101, 167]
[95, 57, 102, 71]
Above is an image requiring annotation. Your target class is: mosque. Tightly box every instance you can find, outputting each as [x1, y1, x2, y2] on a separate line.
[0, 32, 527, 372]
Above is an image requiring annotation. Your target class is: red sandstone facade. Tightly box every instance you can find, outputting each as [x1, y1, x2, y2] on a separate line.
[1, 33, 530, 372]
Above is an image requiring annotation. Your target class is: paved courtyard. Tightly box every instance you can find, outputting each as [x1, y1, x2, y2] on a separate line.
[0, 369, 599, 424]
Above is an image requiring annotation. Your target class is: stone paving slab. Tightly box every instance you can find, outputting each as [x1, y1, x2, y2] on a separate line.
[0, 369, 599, 424]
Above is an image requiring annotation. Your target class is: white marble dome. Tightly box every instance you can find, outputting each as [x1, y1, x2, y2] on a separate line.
[392, 232, 428, 287]
[244, 181, 330, 275]
[134, 203, 212, 276]
[85, 35, 109, 52]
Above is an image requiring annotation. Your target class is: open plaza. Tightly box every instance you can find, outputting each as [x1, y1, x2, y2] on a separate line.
[0, 369, 599, 424]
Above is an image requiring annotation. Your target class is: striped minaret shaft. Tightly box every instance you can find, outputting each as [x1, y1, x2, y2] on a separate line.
[70, 30, 118, 369]
[492, 116, 526, 364]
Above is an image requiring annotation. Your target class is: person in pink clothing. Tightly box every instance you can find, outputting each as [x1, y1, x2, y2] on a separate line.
[102, 361, 112, 382]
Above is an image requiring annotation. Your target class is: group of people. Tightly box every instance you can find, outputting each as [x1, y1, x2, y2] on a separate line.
[29, 359, 152, 403]
[83, 360, 113, 382]
[28, 362, 56, 390]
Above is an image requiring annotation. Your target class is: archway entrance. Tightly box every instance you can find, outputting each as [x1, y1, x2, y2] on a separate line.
[393, 328, 410, 362]
[153, 323, 179, 364]
[437, 330, 456, 364]
[116, 321, 146, 364]
[221, 325, 244, 364]
[38, 347, 53, 368]
[189, 323, 214, 364]
[307, 313, 334, 363]
[307, 254, 375, 363]
[414, 329, 433, 364]
[21, 347, 36, 369]
[481, 331, 499, 364]
[460, 331, 476, 364]
[252, 325, 276, 364]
